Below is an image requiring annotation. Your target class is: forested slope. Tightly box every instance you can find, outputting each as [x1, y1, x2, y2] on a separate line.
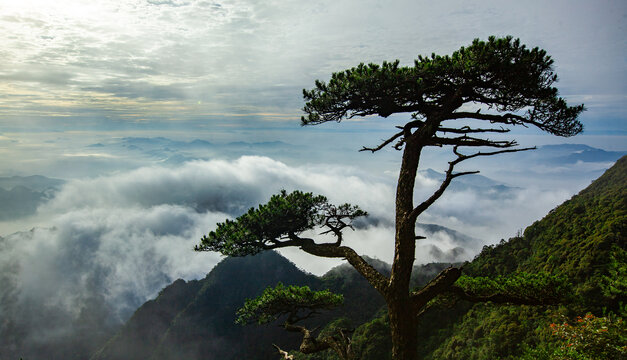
[300, 156, 626, 359]
[430, 156, 626, 359]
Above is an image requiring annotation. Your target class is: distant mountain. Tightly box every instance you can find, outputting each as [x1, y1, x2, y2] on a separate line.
[538, 144, 626, 164]
[0, 175, 65, 192]
[85, 137, 301, 165]
[416, 223, 481, 263]
[0, 186, 45, 220]
[119, 137, 185, 149]
[506, 143, 626, 166]
[118, 137, 214, 152]
[0, 175, 64, 221]
[417, 223, 479, 246]
[113, 137, 294, 152]
[91, 252, 321, 360]
[539, 143, 597, 154]
[188, 139, 213, 147]
[90, 278, 204, 360]
[226, 140, 294, 148]
[419, 168, 519, 197]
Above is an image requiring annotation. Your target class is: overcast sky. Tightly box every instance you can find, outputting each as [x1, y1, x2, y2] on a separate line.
[0, 0, 625, 144]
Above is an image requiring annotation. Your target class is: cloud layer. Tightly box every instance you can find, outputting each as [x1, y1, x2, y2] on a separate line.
[1, 156, 397, 341]
[0, 155, 577, 318]
[0, 0, 624, 132]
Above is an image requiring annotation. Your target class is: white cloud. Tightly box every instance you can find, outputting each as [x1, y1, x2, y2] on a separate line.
[2, 156, 400, 329]
[2, 205, 224, 319]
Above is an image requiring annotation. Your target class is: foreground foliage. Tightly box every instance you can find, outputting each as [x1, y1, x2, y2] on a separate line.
[237, 283, 343, 326]
[522, 313, 627, 360]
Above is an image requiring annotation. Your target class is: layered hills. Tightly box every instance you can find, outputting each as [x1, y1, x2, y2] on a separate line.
[91, 251, 454, 359]
[90, 251, 385, 359]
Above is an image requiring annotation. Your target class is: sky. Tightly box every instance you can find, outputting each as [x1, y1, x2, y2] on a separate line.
[0, 0, 626, 353]
[0, 0, 625, 140]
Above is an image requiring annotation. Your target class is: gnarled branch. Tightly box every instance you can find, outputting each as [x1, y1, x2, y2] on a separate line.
[292, 236, 390, 295]
[437, 125, 510, 134]
[410, 146, 535, 221]
[410, 267, 462, 310]
[429, 135, 518, 148]
[448, 285, 561, 306]
[273, 344, 295, 360]
[445, 111, 528, 124]
[282, 322, 354, 359]
[360, 130, 404, 153]
[284, 322, 331, 354]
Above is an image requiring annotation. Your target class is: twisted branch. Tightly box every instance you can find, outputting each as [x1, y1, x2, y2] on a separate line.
[448, 285, 561, 306]
[360, 130, 404, 152]
[409, 146, 535, 221]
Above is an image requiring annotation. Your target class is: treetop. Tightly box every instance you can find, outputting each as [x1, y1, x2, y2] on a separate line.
[302, 36, 584, 138]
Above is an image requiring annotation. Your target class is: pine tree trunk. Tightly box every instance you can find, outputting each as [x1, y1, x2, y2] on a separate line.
[389, 297, 419, 360]
[387, 130, 429, 360]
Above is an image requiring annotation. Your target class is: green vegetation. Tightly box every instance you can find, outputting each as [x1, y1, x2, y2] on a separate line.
[196, 190, 367, 257]
[236, 283, 343, 326]
[236, 283, 352, 359]
[453, 272, 571, 305]
[467, 156, 626, 311]
[519, 313, 627, 360]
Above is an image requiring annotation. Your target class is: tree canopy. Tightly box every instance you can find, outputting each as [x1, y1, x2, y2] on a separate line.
[236, 283, 354, 359]
[303, 36, 583, 141]
[236, 283, 343, 326]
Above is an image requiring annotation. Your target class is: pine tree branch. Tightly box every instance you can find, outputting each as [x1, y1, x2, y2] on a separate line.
[283, 322, 331, 354]
[360, 130, 404, 152]
[429, 135, 518, 148]
[282, 321, 354, 359]
[453, 146, 537, 160]
[409, 146, 535, 221]
[445, 111, 528, 124]
[410, 267, 462, 309]
[288, 235, 390, 295]
[437, 125, 510, 134]
[409, 149, 471, 221]
[360, 119, 426, 152]
[448, 285, 560, 305]
[273, 344, 295, 360]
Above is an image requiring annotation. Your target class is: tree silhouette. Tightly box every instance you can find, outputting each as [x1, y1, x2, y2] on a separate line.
[197, 36, 584, 360]
[236, 283, 354, 359]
